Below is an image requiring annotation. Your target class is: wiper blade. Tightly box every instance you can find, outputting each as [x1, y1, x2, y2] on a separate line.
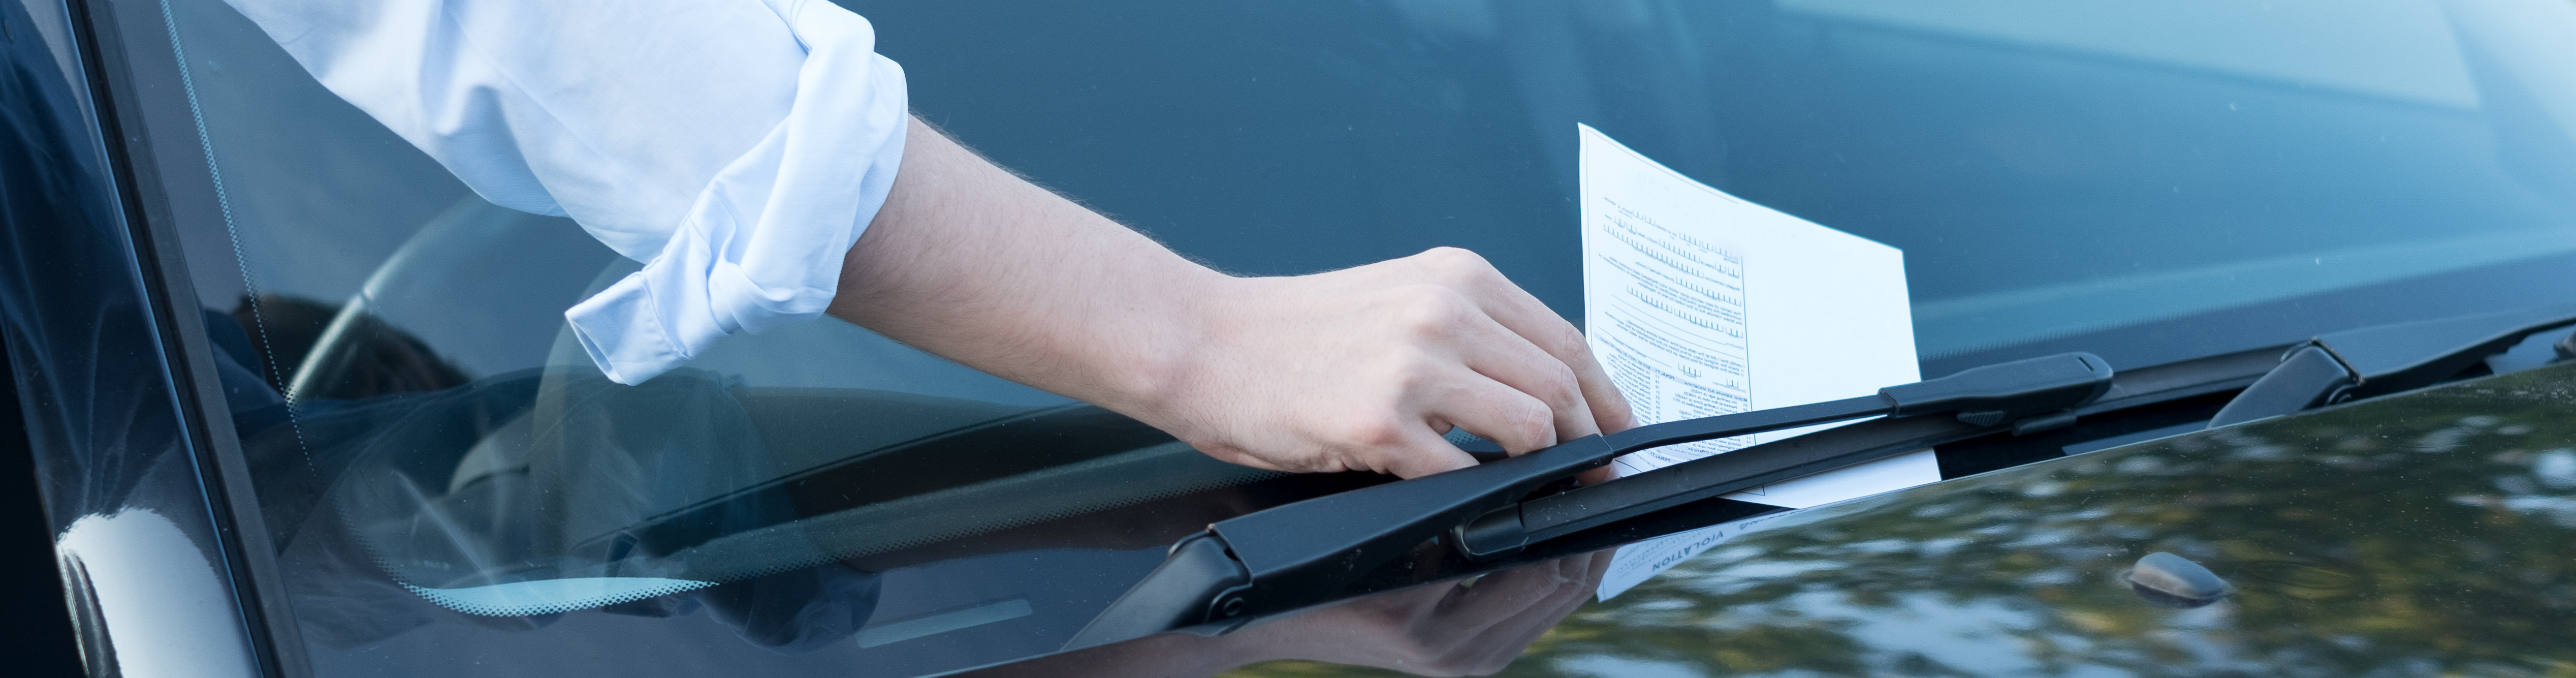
[1063, 302, 2576, 651]
[1065, 352, 2113, 648]
[1069, 298, 2576, 649]
[2206, 302, 2576, 427]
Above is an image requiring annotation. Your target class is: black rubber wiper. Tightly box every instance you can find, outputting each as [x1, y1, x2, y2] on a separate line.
[1066, 302, 2576, 650]
[2206, 302, 2576, 427]
[1529, 300, 2576, 556]
[1065, 352, 2114, 648]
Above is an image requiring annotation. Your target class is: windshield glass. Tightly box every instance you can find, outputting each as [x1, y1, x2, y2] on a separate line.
[864, 0, 2576, 372]
[126, 0, 2576, 675]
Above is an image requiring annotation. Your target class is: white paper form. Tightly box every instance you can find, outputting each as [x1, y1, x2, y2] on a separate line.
[1579, 125, 1928, 599]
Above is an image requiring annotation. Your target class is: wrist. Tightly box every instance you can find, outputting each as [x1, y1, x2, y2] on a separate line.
[1110, 270, 1261, 431]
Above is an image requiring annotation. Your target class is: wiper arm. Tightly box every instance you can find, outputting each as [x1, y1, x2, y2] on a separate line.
[1457, 341, 2323, 565]
[1062, 302, 2576, 651]
[1066, 352, 2113, 648]
[2206, 302, 2576, 427]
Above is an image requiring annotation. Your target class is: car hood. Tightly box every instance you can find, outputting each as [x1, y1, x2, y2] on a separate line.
[1492, 360, 2576, 676]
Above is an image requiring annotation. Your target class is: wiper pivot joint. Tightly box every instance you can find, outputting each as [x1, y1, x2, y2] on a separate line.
[2208, 303, 2576, 428]
[2205, 343, 2355, 428]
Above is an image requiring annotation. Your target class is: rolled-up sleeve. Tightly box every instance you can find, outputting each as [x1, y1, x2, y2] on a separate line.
[223, 0, 907, 384]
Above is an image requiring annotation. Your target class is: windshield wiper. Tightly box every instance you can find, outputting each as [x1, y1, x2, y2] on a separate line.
[2206, 302, 2576, 427]
[1488, 302, 2576, 568]
[1066, 303, 2576, 650]
[1065, 352, 2114, 647]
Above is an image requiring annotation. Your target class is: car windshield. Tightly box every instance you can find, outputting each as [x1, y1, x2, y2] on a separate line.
[123, 0, 2576, 675]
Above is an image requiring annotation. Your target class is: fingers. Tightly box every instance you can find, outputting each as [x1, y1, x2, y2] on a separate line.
[1373, 422, 1484, 479]
[1572, 352, 1636, 434]
[1406, 248, 1638, 437]
[1149, 245, 1636, 483]
[1419, 362, 1560, 463]
[1454, 311, 1598, 448]
[1481, 297, 1635, 436]
[1487, 295, 1635, 435]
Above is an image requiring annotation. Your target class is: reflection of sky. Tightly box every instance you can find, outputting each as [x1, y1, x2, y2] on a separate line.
[1810, 592, 2123, 677]
[1554, 656, 1699, 678]
[864, 0, 2576, 370]
[1777, 0, 2478, 109]
[1912, 229, 2576, 358]
[1764, 0, 2576, 358]
[164, 0, 2576, 371]
[1788, 590, 2268, 676]
[1665, 547, 2219, 675]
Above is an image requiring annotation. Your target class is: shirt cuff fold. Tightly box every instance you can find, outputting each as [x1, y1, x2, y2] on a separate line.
[564, 5, 907, 385]
[566, 272, 721, 385]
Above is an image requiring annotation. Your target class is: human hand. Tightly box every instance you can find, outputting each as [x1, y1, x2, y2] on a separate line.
[1143, 248, 1635, 479]
[832, 120, 1628, 480]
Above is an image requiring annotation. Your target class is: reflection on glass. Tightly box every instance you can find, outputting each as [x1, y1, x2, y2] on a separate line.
[973, 551, 1613, 678]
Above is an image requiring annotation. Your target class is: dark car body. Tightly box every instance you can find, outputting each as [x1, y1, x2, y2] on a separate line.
[7, 1, 2576, 677]
[1479, 361, 2576, 677]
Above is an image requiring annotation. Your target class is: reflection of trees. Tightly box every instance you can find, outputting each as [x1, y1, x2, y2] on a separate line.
[1228, 366, 2576, 677]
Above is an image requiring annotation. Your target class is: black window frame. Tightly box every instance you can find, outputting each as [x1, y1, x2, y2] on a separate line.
[41, 0, 312, 675]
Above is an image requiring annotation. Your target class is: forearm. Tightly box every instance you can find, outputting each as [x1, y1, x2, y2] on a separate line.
[825, 116, 1224, 416]
[829, 116, 1630, 479]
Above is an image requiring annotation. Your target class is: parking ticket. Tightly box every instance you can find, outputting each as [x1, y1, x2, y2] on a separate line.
[1578, 124, 1931, 599]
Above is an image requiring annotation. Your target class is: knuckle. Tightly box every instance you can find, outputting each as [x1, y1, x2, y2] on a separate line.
[1388, 286, 1473, 333]
[1371, 348, 1443, 390]
[1518, 415, 1554, 446]
[1547, 323, 1596, 357]
[1416, 246, 1495, 280]
[1539, 362, 1583, 406]
[1498, 402, 1554, 446]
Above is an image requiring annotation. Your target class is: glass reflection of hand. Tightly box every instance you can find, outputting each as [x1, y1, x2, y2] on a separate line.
[966, 550, 1610, 678]
[1231, 548, 1612, 675]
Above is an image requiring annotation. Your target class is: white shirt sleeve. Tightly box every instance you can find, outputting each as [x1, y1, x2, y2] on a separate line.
[221, 0, 908, 384]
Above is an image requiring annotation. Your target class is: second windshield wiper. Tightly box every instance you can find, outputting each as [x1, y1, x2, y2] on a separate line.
[2207, 302, 2576, 427]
